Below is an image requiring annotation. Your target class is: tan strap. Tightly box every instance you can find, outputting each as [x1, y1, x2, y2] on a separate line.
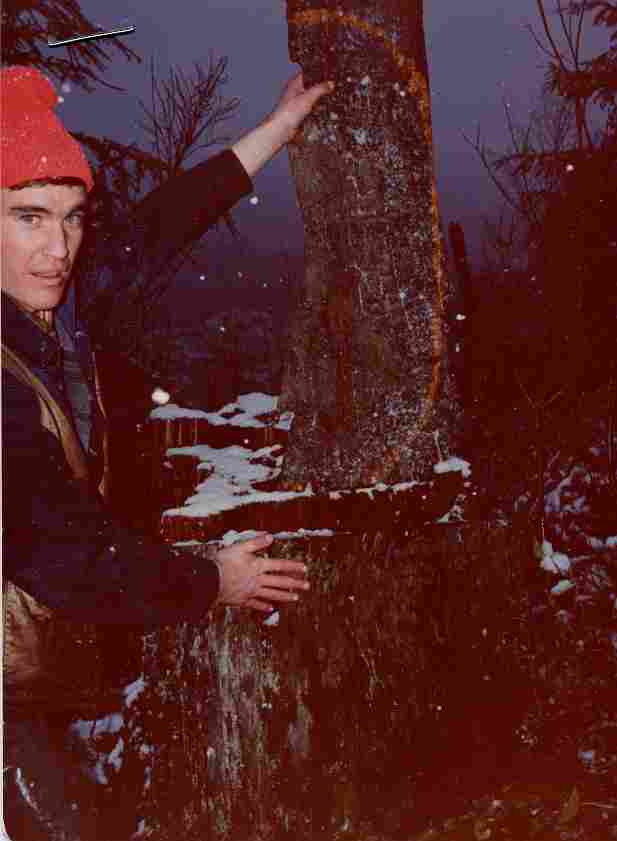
[2, 343, 89, 481]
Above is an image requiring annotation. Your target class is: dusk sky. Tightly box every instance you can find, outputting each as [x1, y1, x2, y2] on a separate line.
[54, 1, 608, 268]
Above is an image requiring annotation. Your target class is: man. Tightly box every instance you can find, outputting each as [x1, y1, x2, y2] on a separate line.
[1, 65, 333, 838]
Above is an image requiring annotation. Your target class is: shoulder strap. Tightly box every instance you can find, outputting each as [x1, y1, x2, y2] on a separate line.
[2, 343, 89, 481]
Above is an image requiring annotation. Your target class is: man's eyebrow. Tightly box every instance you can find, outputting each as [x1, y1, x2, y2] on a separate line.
[8, 202, 88, 216]
[8, 204, 52, 214]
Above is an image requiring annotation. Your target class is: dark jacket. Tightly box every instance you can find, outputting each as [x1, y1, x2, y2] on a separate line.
[2, 149, 253, 627]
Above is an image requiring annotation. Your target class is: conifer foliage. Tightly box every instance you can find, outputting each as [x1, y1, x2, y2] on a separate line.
[2, 0, 139, 91]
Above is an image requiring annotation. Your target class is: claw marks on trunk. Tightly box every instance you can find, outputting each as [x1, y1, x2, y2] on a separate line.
[288, 6, 447, 437]
[288, 9, 432, 144]
[322, 269, 357, 435]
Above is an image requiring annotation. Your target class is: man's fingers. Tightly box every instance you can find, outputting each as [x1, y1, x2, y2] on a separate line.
[282, 74, 334, 110]
[260, 558, 308, 575]
[246, 599, 274, 612]
[305, 79, 335, 106]
[260, 574, 309, 592]
[235, 532, 273, 553]
[284, 71, 304, 95]
[259, 587, 302, 604]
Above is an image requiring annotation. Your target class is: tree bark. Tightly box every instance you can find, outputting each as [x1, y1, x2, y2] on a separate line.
[280, 0, 459, 491]
[107, 526, 531, 841]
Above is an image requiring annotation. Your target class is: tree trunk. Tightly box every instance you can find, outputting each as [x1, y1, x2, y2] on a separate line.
[106, 527, 532, 841]
[280, 0, 459, 491]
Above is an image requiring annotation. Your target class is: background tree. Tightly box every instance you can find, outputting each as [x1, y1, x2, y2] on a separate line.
[468, 0, 616, 393]
[76, 56, 240, 381]
[459, 0, 617, 521]
[278, 0, 460, 492]
[549, 0, 617, 138]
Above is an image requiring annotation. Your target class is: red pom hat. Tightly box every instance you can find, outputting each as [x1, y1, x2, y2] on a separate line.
[0, 66, 94, 191]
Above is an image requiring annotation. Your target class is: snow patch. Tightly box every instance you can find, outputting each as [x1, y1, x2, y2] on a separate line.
[156, 392, 293, 431]
[162, 443, 310, 518]
[14, 767, 39, 811]
[351, 128, 368, 145]
[551, 579, 575, 596]
[150, 403, 209, 420]
[124, 676, 145, 707]
[108, 736, 125, 771]
[539, 540, 573, 575]
[71, 713, 123, 741]
[392, 481, 420, 493]
[433, 457, 472, 479]
[436, 502, 465, 524]
[357, 482, 388, 499]
[215, 528, 338, 547]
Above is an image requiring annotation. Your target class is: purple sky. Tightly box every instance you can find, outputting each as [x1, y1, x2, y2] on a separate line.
[54, 1, 609, 266]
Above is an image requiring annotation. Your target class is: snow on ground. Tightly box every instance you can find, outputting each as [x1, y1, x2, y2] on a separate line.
[537, 443, 617, 624]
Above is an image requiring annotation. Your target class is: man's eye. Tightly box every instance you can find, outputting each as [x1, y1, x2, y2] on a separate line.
[20, 215, 41, 225]
[67, 213, 86, 227]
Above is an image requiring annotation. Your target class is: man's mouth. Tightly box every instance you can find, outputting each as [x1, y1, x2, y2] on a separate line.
[33, 273, 67, 281]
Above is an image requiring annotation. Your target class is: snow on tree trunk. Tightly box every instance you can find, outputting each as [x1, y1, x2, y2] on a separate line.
[280, 0, 459, 491]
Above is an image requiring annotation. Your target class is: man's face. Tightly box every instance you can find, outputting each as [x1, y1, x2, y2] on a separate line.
[1, 183, 87, 314]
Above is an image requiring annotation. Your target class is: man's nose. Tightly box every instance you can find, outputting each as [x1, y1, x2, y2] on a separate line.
[44, 224, 70, 260]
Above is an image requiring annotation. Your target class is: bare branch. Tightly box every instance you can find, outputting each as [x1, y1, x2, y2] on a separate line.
[137, 55, 240, 182]
[536, 0, 570, 71]
[461, 126, 523, 217]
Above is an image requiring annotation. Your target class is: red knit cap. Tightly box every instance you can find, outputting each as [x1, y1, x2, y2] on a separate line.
[0, 66, 94, 191]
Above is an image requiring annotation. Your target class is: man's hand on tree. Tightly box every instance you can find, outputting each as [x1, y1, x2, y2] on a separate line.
[212, 532, 309, 612]
[269, 71, 335, 145]
[231, 71, 334, 177]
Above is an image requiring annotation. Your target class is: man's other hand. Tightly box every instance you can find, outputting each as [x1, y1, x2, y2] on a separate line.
[213, 532, 309, 612]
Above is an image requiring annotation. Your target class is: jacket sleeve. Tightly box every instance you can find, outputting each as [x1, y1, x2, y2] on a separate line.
[2, 374, 220, 628]
[109, 149, 253, 273]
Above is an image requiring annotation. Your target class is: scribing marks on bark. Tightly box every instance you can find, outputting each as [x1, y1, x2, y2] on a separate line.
[280, 1, 459, 491]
